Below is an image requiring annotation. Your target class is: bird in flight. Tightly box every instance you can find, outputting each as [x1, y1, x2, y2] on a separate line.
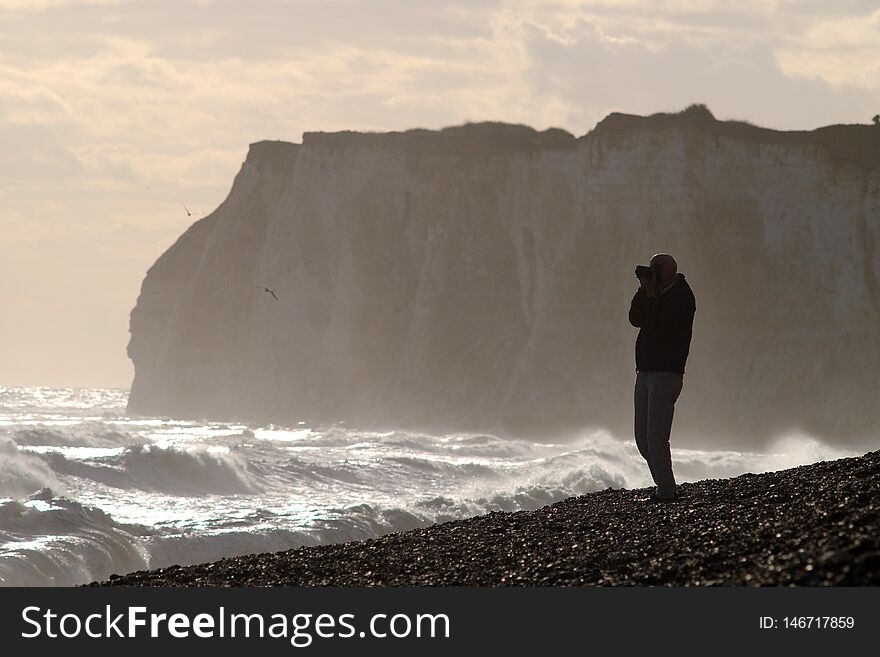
[180, 201, 192, 217]
[258, 286, 278, 301]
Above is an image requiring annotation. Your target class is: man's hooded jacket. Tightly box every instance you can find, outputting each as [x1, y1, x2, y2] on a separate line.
[628, 273, 696, 374]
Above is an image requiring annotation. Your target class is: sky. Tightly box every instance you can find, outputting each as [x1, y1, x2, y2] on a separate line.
[2, 0, 879, 388]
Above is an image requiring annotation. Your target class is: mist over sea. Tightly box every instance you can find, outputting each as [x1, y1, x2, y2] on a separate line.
[0, 386, 856, 587]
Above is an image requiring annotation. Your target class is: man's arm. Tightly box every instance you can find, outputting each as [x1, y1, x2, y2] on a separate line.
[629, 288, 660, 328]
[628, 289, 645, 327]
[668, 291, 696, 359]
[630, 272, 664, 329]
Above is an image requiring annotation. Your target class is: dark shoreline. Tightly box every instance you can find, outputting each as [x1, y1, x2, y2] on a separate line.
[92, 450, 879, 587]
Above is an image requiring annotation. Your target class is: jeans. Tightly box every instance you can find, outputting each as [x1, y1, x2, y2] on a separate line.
[634, 370, 683, 498]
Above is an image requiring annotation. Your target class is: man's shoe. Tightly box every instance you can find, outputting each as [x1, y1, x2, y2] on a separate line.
[648, 491, 677, 503]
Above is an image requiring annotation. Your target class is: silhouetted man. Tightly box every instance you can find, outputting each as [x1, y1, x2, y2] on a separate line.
[628, 253, 696, 501]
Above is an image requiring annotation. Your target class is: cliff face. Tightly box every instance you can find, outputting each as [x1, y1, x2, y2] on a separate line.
[127, 109, 880, 447]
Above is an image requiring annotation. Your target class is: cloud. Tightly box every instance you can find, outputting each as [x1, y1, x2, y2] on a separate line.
[504, 0, 880, 91]
[0, 0, 117, 8]
[514, 14, 879, 131]
[776, 7, 880, 88]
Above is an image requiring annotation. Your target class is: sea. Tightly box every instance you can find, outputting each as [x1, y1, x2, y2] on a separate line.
[0, 386, 856, 586]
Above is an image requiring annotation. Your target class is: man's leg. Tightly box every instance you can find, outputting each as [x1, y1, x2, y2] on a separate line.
[646, 372, 683, 499]
[633, 371, 653, 473]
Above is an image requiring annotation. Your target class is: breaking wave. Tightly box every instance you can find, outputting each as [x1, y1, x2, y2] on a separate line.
[0, 490, 150, 587]
[0, 386, 864, 586]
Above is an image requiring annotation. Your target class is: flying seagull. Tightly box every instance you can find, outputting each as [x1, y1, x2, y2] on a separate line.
[180, 201, 192, 217]
[258, 286, 278, 301]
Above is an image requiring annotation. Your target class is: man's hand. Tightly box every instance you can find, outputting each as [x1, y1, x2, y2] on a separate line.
[638, 277, 658, 297]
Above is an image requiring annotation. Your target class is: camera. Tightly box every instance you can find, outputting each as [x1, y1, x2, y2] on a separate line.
[635, 265, 656, 280]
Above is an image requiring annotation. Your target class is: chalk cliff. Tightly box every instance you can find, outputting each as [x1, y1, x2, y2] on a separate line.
[127, 106, 880, 447]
